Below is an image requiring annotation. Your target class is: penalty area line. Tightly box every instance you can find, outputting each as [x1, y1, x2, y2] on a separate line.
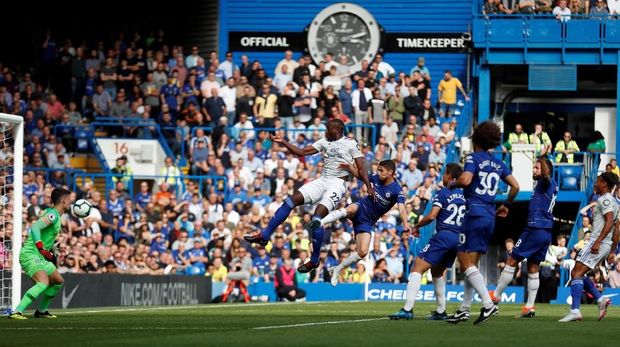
[252, 317, 387, 330]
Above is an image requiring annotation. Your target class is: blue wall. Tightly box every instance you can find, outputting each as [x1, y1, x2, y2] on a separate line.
[219, 0, 474, 95]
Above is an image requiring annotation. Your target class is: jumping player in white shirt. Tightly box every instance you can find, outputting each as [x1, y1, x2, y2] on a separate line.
[560, 172, 619, 322]
[244, 119, 374, 273]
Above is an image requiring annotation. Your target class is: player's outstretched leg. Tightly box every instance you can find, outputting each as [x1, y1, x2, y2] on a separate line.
[34, 271, 63, 318]
[331, 240, 366, 286]
[299, 203, 333, 273]
[560, 262, 591, 322]
[427, 268, 448, 320]
[9, 274, 49, 319]
[327, 205, 362, 286]
[245, 195, 300, 246]
[582, 276, 610, 321]
[298, 226, 325, 273]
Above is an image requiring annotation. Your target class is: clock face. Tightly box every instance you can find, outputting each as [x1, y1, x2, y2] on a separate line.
[314, 12, 371, 65]
[307, 3, 381, 73]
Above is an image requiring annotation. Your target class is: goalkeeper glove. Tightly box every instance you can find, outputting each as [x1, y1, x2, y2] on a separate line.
[36, 241, 54, 261]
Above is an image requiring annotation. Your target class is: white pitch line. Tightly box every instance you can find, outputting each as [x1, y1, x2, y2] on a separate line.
[3, 301, 359, 316]
[252, 317, 387, 330]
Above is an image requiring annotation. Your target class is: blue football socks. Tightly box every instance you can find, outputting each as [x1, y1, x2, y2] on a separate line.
[261, 197, 294, 239]
[570, 277, 584, 311]
[310, 224, 325, 264]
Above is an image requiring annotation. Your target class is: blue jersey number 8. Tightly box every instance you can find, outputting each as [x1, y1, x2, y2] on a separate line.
[475, 172, 500, 196]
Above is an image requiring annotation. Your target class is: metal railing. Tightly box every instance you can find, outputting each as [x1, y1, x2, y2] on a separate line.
[473, 13, 620, 53]
[73, 172, 229, 200]
[24, 166, 86, 189]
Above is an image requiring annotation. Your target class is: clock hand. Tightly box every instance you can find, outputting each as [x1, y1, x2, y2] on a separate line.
[348, 32, 367, 39]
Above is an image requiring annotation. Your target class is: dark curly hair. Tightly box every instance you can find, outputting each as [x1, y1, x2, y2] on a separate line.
[599, 172, 619, 191]
[471, 121, 501, 151]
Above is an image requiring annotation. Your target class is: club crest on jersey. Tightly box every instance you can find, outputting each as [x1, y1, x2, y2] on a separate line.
[604, 200, 610, 206]
[386, 192, 391, 198]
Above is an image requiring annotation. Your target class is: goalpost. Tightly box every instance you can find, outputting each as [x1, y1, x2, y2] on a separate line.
[0, 113, 23, 313]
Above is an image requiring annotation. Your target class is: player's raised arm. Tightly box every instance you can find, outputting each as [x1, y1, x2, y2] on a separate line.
[339, 162, 360, 178]
[354, 156, 375, 201]
[270, 134, 318, 157]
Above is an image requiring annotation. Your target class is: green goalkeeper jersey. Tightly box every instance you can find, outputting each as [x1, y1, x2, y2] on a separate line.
[22, 208, 61, 254]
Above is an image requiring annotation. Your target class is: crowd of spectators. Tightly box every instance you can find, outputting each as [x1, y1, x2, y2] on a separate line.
[482, 0, 617, 18]
[0, 29, 468, 292]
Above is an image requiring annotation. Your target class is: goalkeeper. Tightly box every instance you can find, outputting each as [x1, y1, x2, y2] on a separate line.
[9, 187, 71, 320]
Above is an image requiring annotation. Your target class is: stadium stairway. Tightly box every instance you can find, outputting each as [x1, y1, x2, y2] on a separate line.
[70, 154, 106, 192]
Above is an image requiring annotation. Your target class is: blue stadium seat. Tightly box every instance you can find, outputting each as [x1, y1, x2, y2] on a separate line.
[561, 176, 579, 190]
[560, 166, 582, 178]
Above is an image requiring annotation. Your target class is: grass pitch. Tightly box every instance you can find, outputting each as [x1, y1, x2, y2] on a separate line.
[0, 302, 618, 346]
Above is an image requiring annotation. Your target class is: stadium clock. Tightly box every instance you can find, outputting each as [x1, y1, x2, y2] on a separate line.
[306, 3, 381, 73]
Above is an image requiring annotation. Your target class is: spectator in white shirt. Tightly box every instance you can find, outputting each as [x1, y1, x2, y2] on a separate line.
[200, 72, 220, 99]
[185, 46, 201, 69]
[553, 0, 571, 21]
[374, 54, 395, 78]
[220, 77, 237, 124]
[323, 52, 339, 71]
[608, 0, 620, 14]
[232, 112, 255, 140]
[273, 64, 293, 92]
[275, 50, 299, 76]
[381, 116, 399, 145]
[218, 51, 239, 80]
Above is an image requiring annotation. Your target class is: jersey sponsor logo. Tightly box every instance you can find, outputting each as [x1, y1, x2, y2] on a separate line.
[62, 284, 80, 309]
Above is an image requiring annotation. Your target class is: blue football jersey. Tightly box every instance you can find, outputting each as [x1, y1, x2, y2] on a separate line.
[463, 152, 511, 219]
[363, 174, 406, 221]
[433, 187, 466, 233]
[527, 178, 558, 229]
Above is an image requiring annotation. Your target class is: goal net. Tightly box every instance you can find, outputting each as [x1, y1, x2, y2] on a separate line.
[0, 113, 23, 313]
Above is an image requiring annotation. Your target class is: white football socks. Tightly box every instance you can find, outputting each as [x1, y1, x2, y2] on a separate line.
[337, 253, 362, 271]
[403, 272, 422, 312]
[465, 266, 494, 309]
[321, 208, 347, 226]
[494, 265, 516, 298]
[459, 276, 474, 311]
[433, 277, 446, 314]
[526, 272, 539, 308]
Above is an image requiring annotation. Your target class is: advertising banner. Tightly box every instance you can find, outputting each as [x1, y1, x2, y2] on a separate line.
[20, 274, 212, 309]
[248, 282, 524, 303]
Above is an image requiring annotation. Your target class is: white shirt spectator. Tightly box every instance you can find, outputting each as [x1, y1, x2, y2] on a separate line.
[288, 123, 306, 141]
[381, 122, 399, 145]
[264, 157, 279, 176]
[351, 88, 373, 111]
[207, 203, 224, 225]
[322, 76, 342, 91]
[200, 79, 220, 98]
[283, 157, 300, 176]
[273, 73, 292, 92]
[218, 60, 238, 80]
[378, 61, 396, 78]
[553, 5, 571, 21]
[233, 120, 255, 139]
[307, 123, 326, 138]
[609, 0, 620, 14]
[220, 85, 237, 113]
